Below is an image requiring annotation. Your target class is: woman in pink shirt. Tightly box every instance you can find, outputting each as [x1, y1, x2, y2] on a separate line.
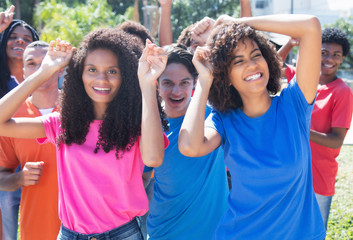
[0, 27, 168, 239]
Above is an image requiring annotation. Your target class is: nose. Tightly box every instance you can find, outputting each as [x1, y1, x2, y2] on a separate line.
[246, 59, 258, 70]
[171, 85, 181, 94]
[96, 72, 109, 82]
[15, 36, 26, 44]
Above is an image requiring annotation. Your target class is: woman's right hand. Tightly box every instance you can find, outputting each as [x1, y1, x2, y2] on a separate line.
[192, 46, 214, 88]
[40, 39, 75, 74]
[0, 5, 14, 33]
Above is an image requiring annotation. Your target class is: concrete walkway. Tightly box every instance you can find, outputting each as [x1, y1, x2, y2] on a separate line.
[343, 114, 353, 145]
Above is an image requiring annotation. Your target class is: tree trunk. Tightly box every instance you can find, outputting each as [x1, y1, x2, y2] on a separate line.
[14, 0, 21, 19]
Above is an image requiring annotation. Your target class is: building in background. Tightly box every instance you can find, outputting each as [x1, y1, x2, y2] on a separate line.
[251, 0, 353, 25]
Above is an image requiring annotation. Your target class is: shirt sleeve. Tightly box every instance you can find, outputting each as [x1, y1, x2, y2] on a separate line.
[37, 112, 61, 145]
[205, 109, 225, 146]
[281, 78, 315, 125]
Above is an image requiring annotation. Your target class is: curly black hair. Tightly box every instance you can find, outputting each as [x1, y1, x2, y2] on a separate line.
[322, 27, 350, 57]
[207, 23, 282, 112]
[176, 23, 197, 48]
[118, 20, 155, 44]
[57, 28, 168, 159]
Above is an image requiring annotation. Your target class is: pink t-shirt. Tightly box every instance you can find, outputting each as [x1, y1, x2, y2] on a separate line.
[310, 78, 353, 196]
[39, 112, 148, 234]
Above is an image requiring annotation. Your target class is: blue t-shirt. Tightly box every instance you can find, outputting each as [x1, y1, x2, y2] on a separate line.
[206, 80, 326, 240]
[146, 106, 229, 240]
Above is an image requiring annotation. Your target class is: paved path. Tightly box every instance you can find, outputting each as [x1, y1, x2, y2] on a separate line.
[343, 114, 353, 145]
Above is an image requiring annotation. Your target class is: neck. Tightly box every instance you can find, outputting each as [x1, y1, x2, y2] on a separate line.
[31, 88, 60, 109]
[8, 58, 24, 83]
[241, 92, 272, 118]
[319, 74, 337, 85]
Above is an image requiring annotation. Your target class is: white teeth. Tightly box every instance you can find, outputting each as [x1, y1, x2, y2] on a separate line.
[245, 73, 261, 81]
[93, 87, 110, 91]
[13, 47, 24, 51]
[324, 64, 333, 68]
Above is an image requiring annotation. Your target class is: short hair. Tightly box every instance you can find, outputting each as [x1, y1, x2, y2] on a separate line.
[207, 23, 282, 112]
[163, 45, 198, 81]
[26, 40, 49, 49]
[322, 27, 350, 57]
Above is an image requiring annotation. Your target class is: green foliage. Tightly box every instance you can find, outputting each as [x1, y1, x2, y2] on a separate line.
[325, 17, 353, 69]
[171, 0, 240, 42]
[33, 0, 129, 47]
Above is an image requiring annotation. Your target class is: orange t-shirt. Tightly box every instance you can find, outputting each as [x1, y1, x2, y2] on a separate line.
[0, 99, 60, 240]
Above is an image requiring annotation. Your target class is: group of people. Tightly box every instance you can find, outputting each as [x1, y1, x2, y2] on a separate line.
[0, 0, 352, 239]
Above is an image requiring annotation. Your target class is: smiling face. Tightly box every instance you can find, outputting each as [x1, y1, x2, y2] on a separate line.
[6, 25, 33, 61]
[320, 42, 345, 83]
[228, 38, 269, 98]
[158, 63, 195, 118]
[82, 48, 122, 118]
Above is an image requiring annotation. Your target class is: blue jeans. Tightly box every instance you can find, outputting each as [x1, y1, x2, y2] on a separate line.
[315, 193, 333, 229]
[57, 218, 144, 240]
[0, 166, 21, 240]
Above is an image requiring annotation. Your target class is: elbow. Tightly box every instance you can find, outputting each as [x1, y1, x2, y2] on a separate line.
[143, 153, 164, 168]
[306, 16, 321, 36]
[178, 140, 199, 157]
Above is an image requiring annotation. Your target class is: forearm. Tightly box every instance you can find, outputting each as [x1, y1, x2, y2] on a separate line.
[0, 170, 22, 191]
[310, 129, 346, 149]
[0, 68, 55, 130]
[179, 80, 210, 156]
[140, 85, 165, 167]
[158, 3, 173, 46]
[240, 0, 252, 17]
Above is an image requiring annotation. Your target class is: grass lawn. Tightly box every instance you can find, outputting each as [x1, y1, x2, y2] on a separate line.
[326, 145, 353, 239]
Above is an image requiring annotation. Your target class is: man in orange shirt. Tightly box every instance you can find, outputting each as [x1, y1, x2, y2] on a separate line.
[0, 41, 61, 239]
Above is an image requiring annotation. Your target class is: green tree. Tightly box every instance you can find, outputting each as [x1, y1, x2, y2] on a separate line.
[170, 0, 240, 42]
[325, 17, 353, 69]
[33, 0, 128, 47]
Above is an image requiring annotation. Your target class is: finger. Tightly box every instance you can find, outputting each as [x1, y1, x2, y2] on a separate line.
[7, 5, 15, 15]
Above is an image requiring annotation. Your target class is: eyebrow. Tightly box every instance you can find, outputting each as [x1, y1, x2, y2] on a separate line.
[322, 49, 343, 54]
[232, 48, 261, 60]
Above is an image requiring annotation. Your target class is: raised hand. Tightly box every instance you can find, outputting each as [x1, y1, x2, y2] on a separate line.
[193, 46, 213, 87]
[40, 39, 75, 73]
[0, 5, 14, 33]
[20, 162, 44, 186]
[191, 17, 215, 46]
[158, 0, 172, 7]
[138, 39, 167, 88]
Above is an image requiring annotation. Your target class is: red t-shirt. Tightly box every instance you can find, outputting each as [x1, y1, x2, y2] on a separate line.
[310, 78, 353, 196]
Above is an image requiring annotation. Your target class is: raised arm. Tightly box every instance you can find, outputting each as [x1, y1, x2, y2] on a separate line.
[138, 39, 167, 167]
[158, 0, 173, 47]
[277, 38, 299, 62]
[0, 39, 75, 139]
[237, 15, 321, 104]
[0, 5, 14, 33]
[178, 46, 221, 157]
[240, 0, 252, 17]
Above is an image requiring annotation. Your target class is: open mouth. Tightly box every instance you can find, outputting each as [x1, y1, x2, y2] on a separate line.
[244, 73, 262, 81]
[93, 86, 111, 94]
[12, 47, 25, 52]
[169, 97, 184, 103]
[322, 63, 334, 69]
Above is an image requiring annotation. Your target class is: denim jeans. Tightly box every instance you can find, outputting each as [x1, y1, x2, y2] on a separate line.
[315, 193, 333, 229]
[57, 218, 144, 240]
[0, 165, 21, 240]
